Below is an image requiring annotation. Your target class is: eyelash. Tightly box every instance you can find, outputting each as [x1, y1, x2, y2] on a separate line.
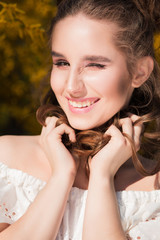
[87, 63, 106, 69]
[53, 61, 69, 67]
[53, 61, 106, 69]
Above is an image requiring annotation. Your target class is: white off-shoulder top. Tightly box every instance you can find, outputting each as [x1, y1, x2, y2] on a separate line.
[0, 162, 160, 240]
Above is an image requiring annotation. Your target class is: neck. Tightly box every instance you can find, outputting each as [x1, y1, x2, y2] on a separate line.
[119, 157, 134, 170]
[73, 156, 89, 190]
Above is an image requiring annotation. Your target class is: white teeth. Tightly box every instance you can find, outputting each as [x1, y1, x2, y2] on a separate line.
[69, 100, 95, 108]
[72, 102, 77, 107]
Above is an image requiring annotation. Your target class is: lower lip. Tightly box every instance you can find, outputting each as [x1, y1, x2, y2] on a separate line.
[68, 100, 99, 114]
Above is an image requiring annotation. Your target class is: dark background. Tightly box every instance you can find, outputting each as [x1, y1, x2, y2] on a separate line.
[0, 0, 57, 135]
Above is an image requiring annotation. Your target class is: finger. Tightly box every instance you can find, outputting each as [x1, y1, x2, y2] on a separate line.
[45, 116, 58, 127]
[127, 114, 143, 150]
[133, 123, 143, 151]
[54, 123, 76, 142]
[41, 117, 58, 136]
[119, 117, 133, 139]
[127, 113, 142, 125]
[103, 125, 132, 164]
[45, 116, 52, 126]
[104, 124, 124, 142]
[133, 125, 142, 151]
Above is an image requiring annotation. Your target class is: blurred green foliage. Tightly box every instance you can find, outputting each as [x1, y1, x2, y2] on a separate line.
[0, 1, 160, 135]
[0, 0, 57, 135]
[154, 33, 160, 63]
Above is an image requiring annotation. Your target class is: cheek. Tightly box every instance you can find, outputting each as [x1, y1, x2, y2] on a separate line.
[50, 70, 64, 94]
[117, 76, 131, 96]
[85, 71, 126, 98]
[101, 70, 130, 98]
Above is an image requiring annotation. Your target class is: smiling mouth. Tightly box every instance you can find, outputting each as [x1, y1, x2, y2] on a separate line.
[68, 99, 99, 108]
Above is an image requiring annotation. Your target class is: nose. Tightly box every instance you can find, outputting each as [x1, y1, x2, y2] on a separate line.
[66, 68, 86, 97]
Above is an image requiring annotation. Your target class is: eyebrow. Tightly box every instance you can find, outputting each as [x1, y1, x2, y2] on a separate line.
[83, 55, 111, 63]
[51, 51, 64, 58]
[51, 51, 111, 63]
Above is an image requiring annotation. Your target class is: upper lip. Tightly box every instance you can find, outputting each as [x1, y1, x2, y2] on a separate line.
[66, 97, 100, 103]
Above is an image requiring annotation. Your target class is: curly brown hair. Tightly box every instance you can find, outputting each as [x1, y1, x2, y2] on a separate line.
[37, 0, 160, 177]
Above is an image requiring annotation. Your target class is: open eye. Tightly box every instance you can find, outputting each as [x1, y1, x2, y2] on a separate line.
[87, 63, 106, 69]
[53, 60, 70, 67]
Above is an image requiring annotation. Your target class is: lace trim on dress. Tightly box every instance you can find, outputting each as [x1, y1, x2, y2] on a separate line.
[0, 161, 160, 240]
[0, 162, 46, 224]
[0, 162, 46, 188]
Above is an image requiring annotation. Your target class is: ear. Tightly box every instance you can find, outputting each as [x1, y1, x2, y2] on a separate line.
[132, 56, 154, 88]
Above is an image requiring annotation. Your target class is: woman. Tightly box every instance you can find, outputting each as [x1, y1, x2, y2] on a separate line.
[0, 0, 160, 239]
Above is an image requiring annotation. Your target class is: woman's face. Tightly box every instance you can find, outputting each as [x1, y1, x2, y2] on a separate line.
[50, 14, 134, 130]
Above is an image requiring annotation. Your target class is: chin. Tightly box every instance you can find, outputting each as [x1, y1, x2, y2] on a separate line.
[68, 119, 102, 131]
[69, 123, 91, 131]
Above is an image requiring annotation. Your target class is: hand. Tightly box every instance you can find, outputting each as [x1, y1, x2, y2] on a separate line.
[89, 114, 142, 179]
[39, 117, 78, 178]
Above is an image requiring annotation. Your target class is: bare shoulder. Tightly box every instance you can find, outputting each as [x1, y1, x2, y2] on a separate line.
[115, 157, 160, 191]
[0, 135, 50, 181]
[0, 135, 39, 164]
[126, 172, 160, 191]
[0, 134, 39, 149]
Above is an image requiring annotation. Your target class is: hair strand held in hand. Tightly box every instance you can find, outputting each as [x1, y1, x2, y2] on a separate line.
[37, 0, 160, 177]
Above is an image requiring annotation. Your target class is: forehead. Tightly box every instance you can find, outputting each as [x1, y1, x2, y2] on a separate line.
[51, 14, 120, 56]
